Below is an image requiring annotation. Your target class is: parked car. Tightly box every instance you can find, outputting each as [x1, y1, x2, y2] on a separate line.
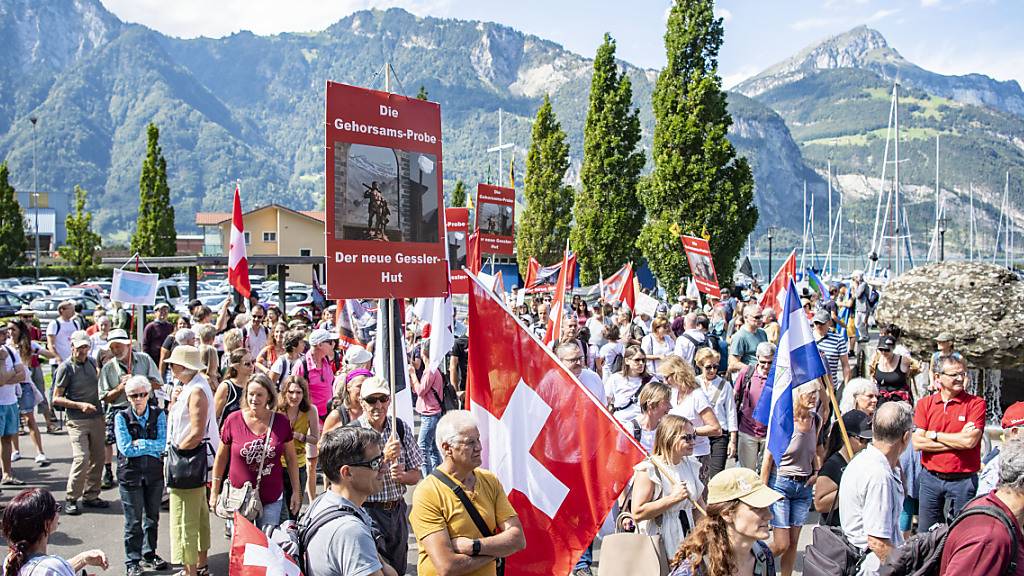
[56, 286, 107, 305]
[155, 280, 187, 314]
[0, 291, 26, 317]
[28, 296, 101, 329]
[197, 292, 231, 310]
[39, 280, 69, 292]
[10, 288, 50, 303]
[0, 279, 22, 290]
[265, 289, 313, 315]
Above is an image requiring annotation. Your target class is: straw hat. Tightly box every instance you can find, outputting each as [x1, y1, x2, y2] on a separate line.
[165, 345, 205, 371]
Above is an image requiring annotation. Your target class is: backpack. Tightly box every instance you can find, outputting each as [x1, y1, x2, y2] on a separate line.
[681, 333, 712, 368]
[878, 500, 1019, 576]
[608, 347, 625, 375]
[867, 288, 880, 308]
[802, 524, 867, 576]
[431, 376, 460, 414]
[272, 497, 387, 576]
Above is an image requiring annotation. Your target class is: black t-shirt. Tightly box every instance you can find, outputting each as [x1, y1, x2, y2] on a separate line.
[448, 337, 469, 389]
[819, 451, 849, 527]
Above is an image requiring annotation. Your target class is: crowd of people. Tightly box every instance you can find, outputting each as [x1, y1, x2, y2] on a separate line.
[0, 274, 1018, 576]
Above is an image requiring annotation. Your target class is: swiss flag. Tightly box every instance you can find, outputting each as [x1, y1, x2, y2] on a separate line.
[228, 184, 251, 298]
[759, 249, 798, 317]
[467, 272, 645, 575]
[602, 262, 636, 311]
[229, 513, 302, 576]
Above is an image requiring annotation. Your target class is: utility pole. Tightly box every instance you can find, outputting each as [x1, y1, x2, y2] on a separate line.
[487, 109, 514, 187]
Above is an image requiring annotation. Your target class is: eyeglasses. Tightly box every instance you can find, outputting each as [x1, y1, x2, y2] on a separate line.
[757, 359, 773, 366]
[678, 433, 697, 443]
[561, 355, 584, 364]
[942, 371, 967, 380]
[241, 361, 254, 367]
[347, 453, 384, 471]
[252, 315, 265, 320]
[364, 395, 390, 405]
[701, 364, 718, 371]
[127, 392, 149, 400]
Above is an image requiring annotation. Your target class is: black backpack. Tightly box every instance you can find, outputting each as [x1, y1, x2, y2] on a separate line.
[803, 524, 867, 576]
[878, 500, 1019, 576]
[292, 501, 387, 576]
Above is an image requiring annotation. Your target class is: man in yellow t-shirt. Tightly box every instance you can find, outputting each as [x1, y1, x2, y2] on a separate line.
[409, 410, 525, 576]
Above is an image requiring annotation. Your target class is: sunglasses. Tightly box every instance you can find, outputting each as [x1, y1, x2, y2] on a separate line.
[347, 453, 384, 471]
[127, 392, 149, 400]
[678, 433, 697, 443]
[364, 395, 390, 405]
[701, 364, 718, 371]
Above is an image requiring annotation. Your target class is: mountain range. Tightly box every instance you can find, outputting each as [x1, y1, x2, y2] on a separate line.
[0, 0, 1022, 262]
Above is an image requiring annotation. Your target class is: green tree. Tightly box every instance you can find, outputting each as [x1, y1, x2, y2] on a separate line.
[449, 179, 467, 208]
[637, 0, 757, 290]
[61, 185, 102, 272]
[0, 163, 28, 273]
[572, 33, 645, 284]
[516, 95, 574, 274]
[131, 123, 177, 256]
[416, 85, 429, 100]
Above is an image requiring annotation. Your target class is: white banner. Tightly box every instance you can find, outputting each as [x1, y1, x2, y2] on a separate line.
[633, 291, 660, 318]
[111, 269, 159, 306]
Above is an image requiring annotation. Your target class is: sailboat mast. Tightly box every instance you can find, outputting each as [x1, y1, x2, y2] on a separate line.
[894, 83, 902, 276]
[827, 160, 833, 275]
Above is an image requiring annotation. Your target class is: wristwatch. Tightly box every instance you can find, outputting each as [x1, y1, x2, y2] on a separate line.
[927, 430, 938, 441]
[471, 539, 482, 557]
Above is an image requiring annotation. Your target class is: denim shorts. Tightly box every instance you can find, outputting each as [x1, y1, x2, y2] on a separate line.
[0, 403, 19, 436]
[769, 474, 814, 528]
[18, 383, 35, 414]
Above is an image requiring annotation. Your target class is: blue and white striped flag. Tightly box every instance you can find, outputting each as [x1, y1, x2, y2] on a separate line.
[753, 279, 827, 466]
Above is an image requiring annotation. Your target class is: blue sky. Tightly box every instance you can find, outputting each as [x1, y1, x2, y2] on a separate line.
[101, 0, 1024, 88]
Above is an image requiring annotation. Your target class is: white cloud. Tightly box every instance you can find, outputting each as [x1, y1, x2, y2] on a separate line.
[865, 8, 901, 22]
[920, 0, 941, 6]
[100, 0, 454, 38]
[715, 8, 733, 22]
[823, 0, 870, 8]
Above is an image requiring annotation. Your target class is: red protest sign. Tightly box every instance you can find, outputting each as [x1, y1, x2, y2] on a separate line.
[325, 81, 447, 299]
[445, 207, 470, 294]
[681, 235, 722, 298]
[475, 184, 515, 255]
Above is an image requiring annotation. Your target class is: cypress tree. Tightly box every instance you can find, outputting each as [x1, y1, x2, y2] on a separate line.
[450, 179, 467, 208]
[416, 86, 429, 100]
[0, 163, 28, 273]
[637, 0, 757, 290]
[61, 185, 102, 273]
[572, 33, 645, 284]
[132, 123, 176, 256]
[516, 95, 573, 275]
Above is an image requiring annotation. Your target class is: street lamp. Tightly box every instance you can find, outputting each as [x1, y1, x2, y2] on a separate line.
[30, 116, 38, 281]
[939, 216, 947, 262]
[767, 226, 774, 279]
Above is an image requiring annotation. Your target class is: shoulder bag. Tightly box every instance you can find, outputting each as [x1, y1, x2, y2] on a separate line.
[216, 413, 275, 521]
[430, 469, 505, 576]
[164, 386, 212, 489]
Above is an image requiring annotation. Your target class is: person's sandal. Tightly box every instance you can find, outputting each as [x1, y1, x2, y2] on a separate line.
[197, 566, 211, 576]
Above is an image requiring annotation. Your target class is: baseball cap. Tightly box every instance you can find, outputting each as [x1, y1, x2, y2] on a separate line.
[1001, 402, 1024, 429]
[842, 409, 873, 440]
[70, 330, 91, 349]
[344, 345, 373, 366]
[154, 302, 170, 311]
[309, 328, 337, 347]
[359, 376, 391, 400]
[812, 309, 831, 324]
[877, 335, 896, 352]
[934, 332, 955, 343]
[707, 467, 782, 508]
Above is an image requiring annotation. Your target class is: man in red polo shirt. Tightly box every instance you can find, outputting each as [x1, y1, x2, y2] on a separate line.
[940, 437, 1024, 576]
[913, 352, 986, 533]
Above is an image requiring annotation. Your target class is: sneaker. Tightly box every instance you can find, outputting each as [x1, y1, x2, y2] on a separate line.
[82, 498, 109, 509]
[101, 469, 115, 490]
[10, 451, 20, 462]
[65, 500, 81, 516]
[142, 554, 169, 571]
[34, 454, 49, 467]
[126, 563, 144, 576]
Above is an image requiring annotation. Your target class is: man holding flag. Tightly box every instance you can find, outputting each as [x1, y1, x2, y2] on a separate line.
[753, 280, 827, 576]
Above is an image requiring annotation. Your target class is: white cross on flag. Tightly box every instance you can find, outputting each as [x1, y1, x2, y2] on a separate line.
[466, 272, 646, 575]
[229, 512, 302, 576]
[228, 183, 251, 298]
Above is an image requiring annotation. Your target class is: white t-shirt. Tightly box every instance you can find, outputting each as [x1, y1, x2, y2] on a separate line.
[576, 368, 606, 404]
[17, 554, 76, 576]
[599, 341, 624, 380]
[698, 375, 737, 433]
[46, 318, 78, 364]
[243, 325, 268, 358]
[641, 333, 675, 373]
[586, 316, 608, 348]
[608, 373, 645, 424]
[669, 388, 713, 457]
[0, 346, 22, 405]
[839, 444, 905, 575]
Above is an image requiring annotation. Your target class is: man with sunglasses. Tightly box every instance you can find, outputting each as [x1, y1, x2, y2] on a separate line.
[99, 329, 161, 490]
[348, 377, 423, 573]
[913, 353, 986, 533]
[734, 342, 776, 471]
[304, 426, 397, 576]
[113, 376, 169, 576]
[242, 306, 269, 358]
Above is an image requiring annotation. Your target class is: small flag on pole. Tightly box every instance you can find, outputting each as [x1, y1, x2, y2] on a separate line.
[227, 183, 251, 298]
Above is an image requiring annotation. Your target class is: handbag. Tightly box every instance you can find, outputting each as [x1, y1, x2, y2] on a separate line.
[598, 533, 669, 576]
[216, 413, 275, 521]
[165, 441, 210, 489]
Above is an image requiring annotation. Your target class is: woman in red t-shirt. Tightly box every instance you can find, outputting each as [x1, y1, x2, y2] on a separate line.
[208, 374, 301, 530]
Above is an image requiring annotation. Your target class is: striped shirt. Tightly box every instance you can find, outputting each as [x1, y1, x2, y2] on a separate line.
[816, 330, 849, 385]
[352, 415, 423, 503]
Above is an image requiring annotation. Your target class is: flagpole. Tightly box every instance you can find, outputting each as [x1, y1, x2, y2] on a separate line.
[648, 456, 707, 516]
[822, 373, 854, 459]
[387, 298, 398, 442]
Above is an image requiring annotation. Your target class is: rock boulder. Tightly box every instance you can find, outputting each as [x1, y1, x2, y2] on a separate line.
[873, 261, 1024, 369]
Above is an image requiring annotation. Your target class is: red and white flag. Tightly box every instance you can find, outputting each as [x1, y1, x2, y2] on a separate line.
[228, 183, 251, 298]
[467, 230, 482, 275]
[229, 512, 301, 576]
[602, 262, 636, 311]
[759, 249, 798, 317]
[467, 272, 645, 575]
[523, 257, 540, 289]
[543, 246, 576, 347]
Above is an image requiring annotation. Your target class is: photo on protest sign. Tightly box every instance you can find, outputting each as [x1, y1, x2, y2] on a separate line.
[475, 184, 515, 255]
[445, 207, 469, 294]
[680, 235, 722, 298]
[325, 81, 447, 299]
